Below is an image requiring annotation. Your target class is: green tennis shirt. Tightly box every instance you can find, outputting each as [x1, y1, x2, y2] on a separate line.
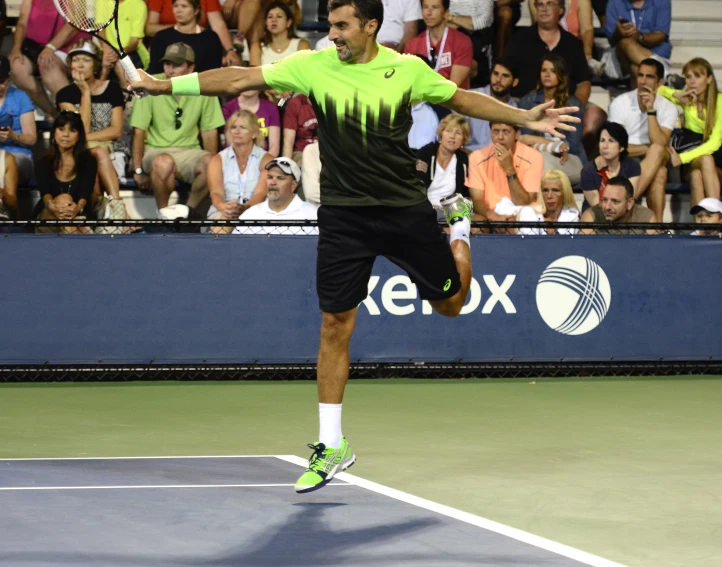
[262, 46, 458, 207]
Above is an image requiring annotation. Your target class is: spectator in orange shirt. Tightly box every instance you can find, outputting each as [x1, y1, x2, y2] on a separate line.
[466, 121, 544, 220]
[145, 0, 241, 67]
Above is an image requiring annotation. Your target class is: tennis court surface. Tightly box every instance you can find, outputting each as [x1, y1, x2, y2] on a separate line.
[0, 455, 626, 567]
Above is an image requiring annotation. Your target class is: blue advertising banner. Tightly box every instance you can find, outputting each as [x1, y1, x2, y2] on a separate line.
[0, 234, 719, 364]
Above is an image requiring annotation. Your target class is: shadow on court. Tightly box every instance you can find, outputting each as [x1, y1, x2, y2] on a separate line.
[0, 457, 603, 567]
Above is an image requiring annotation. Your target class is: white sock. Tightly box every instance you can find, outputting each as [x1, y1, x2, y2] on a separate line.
[450, 217, 471, 248]
[318, 403, 343, 448]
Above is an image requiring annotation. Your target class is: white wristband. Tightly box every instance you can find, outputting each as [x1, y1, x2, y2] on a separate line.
[45, 44, 57, 52]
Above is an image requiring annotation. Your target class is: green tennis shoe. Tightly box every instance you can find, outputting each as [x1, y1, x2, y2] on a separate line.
[440, 193, 473, 226]
[295, 438, 356, 494]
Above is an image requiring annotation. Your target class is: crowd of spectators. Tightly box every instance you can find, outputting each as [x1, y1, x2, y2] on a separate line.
[0, 0, 719, 237]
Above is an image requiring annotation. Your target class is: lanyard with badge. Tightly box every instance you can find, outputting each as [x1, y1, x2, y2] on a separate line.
[629, 6, 645, 30]
[426, 27, 449, 72]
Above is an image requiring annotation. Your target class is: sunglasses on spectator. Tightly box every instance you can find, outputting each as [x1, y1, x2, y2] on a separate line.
[428, 46, 437, 68]
[59, 109, 80, 116]
[534, 2, 559, 9]
[175, 107, 183, 130]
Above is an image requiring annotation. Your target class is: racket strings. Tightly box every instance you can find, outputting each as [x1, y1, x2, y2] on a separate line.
[54, 0, 115, 31]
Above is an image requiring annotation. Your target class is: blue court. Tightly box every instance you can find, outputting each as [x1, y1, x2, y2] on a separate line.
[0, 456, 627, 567]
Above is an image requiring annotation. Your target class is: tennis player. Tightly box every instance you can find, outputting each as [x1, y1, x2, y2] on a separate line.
[130, 0, 580, 494]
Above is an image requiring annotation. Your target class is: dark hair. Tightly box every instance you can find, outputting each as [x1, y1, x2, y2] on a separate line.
[493, 57, 518, 79]
[263, 1, 298, 45]
[441, 0, 450, 10]
[45, 111, 91, 176]
[597, 121, 629, 159]
[639, 58, 664, 81]
[606, 176, 634, 199]
[328, 0, 384, 38]
[173, 0, 202, 23]
[536, 53, 569, 109]
[489, 121, 520, 131]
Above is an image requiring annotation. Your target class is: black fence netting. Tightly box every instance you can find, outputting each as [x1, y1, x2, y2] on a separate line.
[1, 218, 722, 236]
[1, 361, 721, 383]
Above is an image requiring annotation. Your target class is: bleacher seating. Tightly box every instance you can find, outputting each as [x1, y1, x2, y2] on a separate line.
[5, 0, 722, 222]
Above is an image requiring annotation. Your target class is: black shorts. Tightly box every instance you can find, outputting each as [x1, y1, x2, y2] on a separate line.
[316, 201, 462, 313]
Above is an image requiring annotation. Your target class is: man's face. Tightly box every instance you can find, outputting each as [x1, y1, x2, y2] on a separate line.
[266, 167, 297, 204]
[163, 61, 193, 78]
[490, 64, 517, 98]
[601, 184, 634, 222]
[534, 0, 563, 27]
[328, 5, 377, 62]
[490, 123, 517, 151]
[422, 0, 447, 29]
[637, 64, 662, 95]
[694, 210, 722, 235]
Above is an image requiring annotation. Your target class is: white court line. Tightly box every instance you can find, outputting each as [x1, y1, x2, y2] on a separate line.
[0, 455, 276, 461]
[0, 453, 629, 567]
[0, 483, 352, 491]
[276, 455, 629, 567]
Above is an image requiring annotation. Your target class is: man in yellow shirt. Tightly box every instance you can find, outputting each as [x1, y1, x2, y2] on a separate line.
[466, 121, 544, 220]
[100, 0, 151, 87]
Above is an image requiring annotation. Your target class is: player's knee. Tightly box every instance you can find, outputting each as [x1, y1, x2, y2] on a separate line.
[320, 311, 355, 344]
[430, 298, 462, 318]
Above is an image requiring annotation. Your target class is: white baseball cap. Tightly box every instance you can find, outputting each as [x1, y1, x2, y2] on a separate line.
[265, 157, 302, 182]
[67, 41, 99, 61]
[690, 198, 722, 215]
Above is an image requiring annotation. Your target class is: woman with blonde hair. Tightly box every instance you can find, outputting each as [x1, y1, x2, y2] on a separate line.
[518, 169, 580, 235]
[659, 57, 722, 204]
[415, 113, 471, 219]
[206, 109, 273, 233]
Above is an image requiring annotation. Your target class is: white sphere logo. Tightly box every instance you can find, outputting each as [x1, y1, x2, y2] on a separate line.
[536, 256, 611, 335]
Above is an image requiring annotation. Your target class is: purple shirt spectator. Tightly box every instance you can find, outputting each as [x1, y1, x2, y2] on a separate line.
[222, 96, 280, 152]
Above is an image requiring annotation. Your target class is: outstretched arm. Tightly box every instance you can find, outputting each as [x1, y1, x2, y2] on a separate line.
[443, 89, 581, 139]
[129, 67, 270, 97]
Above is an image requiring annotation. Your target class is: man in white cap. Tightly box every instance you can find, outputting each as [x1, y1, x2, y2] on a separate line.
[690, 198, 722, 237]
[233, 157, 318, 235]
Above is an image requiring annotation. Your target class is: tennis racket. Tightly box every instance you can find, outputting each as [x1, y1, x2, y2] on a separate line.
[52, 0, 140, 83]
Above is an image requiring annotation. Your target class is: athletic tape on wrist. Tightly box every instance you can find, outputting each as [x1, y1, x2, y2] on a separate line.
[171, 73, 201, 97]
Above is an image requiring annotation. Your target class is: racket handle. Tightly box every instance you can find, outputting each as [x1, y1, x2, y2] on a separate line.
[119, 55, 140, 83]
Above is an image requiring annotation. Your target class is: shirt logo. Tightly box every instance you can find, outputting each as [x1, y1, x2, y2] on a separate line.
[384, 69, 395, 79]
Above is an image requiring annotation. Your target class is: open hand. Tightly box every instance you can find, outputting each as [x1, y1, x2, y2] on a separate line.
[524, 100, 581, 139]
[667, 146, 682, 167]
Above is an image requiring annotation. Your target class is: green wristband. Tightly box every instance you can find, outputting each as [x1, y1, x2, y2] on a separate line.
[171, 73, 201, 96]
